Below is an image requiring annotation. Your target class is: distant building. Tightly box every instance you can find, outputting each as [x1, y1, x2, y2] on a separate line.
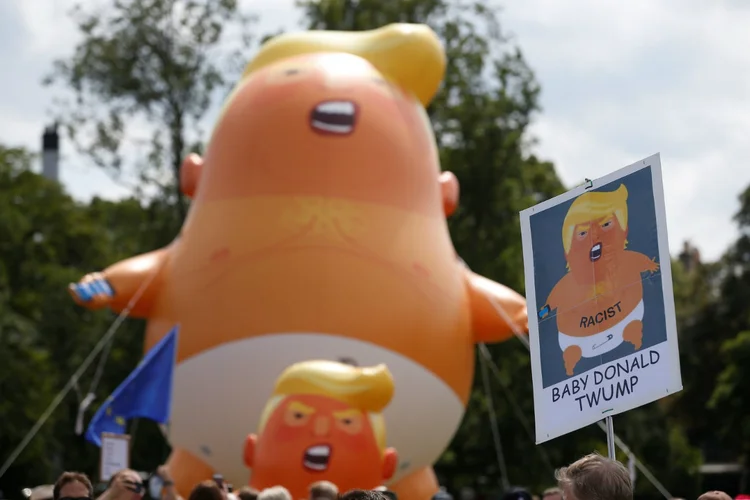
[678, 241, 701, 272]
[41, 123, 60, 182]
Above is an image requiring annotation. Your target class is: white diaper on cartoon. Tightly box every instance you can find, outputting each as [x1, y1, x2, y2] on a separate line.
[558, 300, 644, 358]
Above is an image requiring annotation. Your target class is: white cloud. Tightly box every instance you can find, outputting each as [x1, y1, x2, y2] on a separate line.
[2, 0, 749, 261]
[502, 0, 750, 260]
[16, 0, 84, 56]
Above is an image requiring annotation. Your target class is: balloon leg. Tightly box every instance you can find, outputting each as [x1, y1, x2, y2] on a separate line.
[166, 447, 216, 497]
[389, 466, 440, 500]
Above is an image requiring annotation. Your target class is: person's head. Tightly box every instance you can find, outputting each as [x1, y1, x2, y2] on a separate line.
[501, 487, 532, 500]
[237, 487, 259, 500]
[308, 482, 338, 500]
[54, 473, 93, 500]
[542, 487, 563, 500]
[106, 470, 144, 500]
[555, 453, 633, 500]
[257, 487, 292, 500]
[244, 361, 398, 498]
[188, 481, 225, 500]
[339, 490, 390, 500]
[698, 492, 732, 500]
[432, 491, 452, 500]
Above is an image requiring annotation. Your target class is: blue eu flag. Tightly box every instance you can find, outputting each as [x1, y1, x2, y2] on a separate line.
[85, 327, 179, 446]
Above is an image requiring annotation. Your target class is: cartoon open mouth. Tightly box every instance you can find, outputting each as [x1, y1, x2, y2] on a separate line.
[310, 100, 357, 135]
[303, 444, 331, 472]
[590, 243, 602, 262]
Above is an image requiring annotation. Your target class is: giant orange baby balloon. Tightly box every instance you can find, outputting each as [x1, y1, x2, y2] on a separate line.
[69, 23, 528, 500]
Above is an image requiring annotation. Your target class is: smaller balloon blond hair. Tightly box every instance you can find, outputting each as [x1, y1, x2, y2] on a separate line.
[271, 360, 394, 412]
[256, 361, 395, 451]
[562, 184, 629, 256]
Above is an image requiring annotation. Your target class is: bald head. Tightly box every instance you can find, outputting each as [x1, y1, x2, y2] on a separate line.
[698, 492, 732, 500]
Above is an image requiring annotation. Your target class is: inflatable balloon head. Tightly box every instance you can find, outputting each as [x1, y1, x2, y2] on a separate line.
[244, 361, 397, 498]
[69, 22, 528, 500]
[180, 25, 457, 220]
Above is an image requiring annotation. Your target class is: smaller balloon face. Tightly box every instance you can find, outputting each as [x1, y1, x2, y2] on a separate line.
[252, 394, 386, 493]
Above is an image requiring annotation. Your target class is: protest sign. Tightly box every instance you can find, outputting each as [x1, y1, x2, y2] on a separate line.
[100, 433, 130, 482]
[520, 153, 682, 443]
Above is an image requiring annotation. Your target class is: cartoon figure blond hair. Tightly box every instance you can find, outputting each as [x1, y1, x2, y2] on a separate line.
[539, 184, 659, 376]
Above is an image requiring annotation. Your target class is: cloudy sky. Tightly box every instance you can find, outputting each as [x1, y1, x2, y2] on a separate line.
[3, 0, 750, 261]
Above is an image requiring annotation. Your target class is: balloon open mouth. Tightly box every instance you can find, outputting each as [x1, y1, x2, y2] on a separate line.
[303, 444, 331, 472]
[590, 242, 602, 262]
[310, 100, 357, 135]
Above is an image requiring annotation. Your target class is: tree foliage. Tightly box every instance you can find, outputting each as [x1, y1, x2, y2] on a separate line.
[45, 0, 255, 220]
[0, 145, 170, 494]
[704, 186, 750, 468]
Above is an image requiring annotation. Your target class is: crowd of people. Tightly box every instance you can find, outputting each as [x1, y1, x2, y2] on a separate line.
[21, 453, 744, 500]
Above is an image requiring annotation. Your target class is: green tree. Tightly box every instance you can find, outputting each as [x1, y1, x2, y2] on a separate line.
[670, 187, 750, 476]
[0, 145, 106, 493]
[0, 146, 173, 494]
[707, 185, 750, 471]
[45, 0, 256, 222]
[710, 331, 750, 465]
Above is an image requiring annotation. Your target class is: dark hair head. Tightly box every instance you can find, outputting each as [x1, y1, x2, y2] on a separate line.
[53, 472, 93, 500]
[238, 487, 259, 500]
[188, 481, 225, 500]
[502, 487, 532, 500]
[340, 490, 390, 500]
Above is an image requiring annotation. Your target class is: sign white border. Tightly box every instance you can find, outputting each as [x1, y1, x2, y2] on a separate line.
[519, 153, 682, 443]
[99, 432, 131, 482]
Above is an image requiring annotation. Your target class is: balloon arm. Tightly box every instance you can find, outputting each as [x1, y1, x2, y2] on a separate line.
[465, 270, 528, 343]
[105, 247, 171, 316]
[93, 247, 171, 317]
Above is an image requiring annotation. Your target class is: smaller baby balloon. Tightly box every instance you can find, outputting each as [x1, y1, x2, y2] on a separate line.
[244, 361, 398, 499]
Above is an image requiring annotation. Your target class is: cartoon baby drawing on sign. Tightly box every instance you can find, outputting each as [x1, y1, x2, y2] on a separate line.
[538, 184, 660, 376]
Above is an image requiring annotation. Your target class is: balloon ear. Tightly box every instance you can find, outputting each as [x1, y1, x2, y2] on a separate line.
[439, 171, 459, 217]
[381, 447, 398, 481]
[243, 434, 257, 469]
[180, 153, 204, 199]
